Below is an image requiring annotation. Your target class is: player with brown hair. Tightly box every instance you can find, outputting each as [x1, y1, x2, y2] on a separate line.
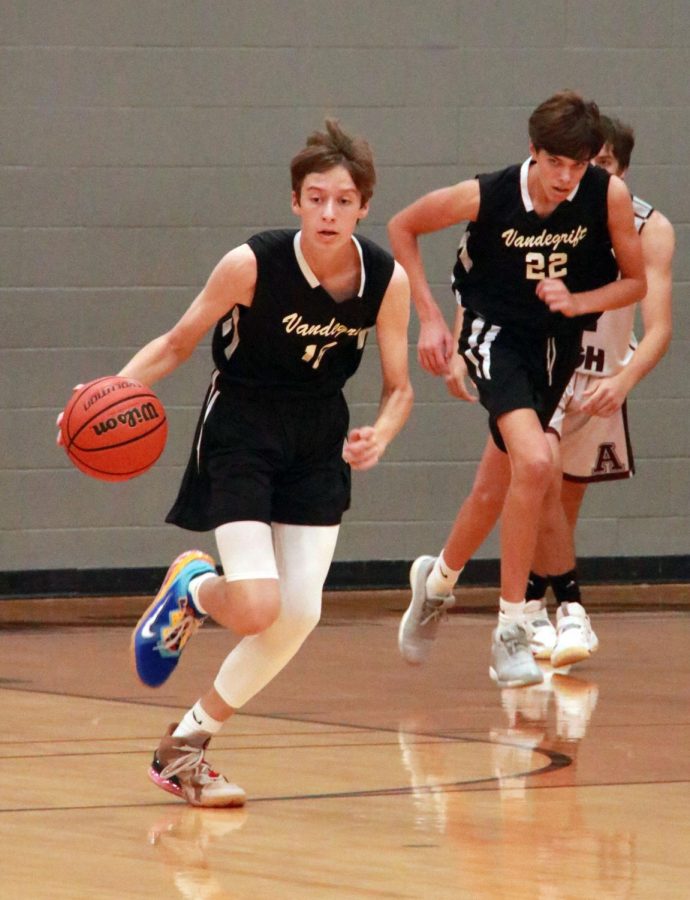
[78, 119, 413, 806]
[390, 91, 646, 687]
[526, 113, 675, 666]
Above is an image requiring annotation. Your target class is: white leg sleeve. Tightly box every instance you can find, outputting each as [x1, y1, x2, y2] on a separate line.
[213, 523, 339, 709]
[214, 521, 279, 581]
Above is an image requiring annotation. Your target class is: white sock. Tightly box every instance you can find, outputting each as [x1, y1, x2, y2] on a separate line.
[498, 597, 526, 625]
[173, 700, 223, 738]
[426, 551, 463, 597]
[188, 572, 216, 616]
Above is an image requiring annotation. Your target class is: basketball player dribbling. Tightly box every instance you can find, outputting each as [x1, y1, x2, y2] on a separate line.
[62, 120, 413, 806]
[389, 91, 646, 688]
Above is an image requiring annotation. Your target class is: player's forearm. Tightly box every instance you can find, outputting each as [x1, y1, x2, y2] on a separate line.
[617, 326, 672, 394]
[574, 275, 646, 315]
[387, 224, 444, 325]
[119, 333, 192, 386]
[372, 381, 414, 454]
[411, 285, 447, 325]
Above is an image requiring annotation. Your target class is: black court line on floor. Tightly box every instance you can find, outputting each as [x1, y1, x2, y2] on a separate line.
[0, 735, 511, 760]
[0, 728, 410, 746]
[6, 776, 689, 818]
[0, 684, 567, 767]
[0, 763, 568, 816]
[0, 682, 572, 756]
[0, 685, 572, 811]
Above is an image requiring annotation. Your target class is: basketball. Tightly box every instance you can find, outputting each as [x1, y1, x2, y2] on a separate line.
[60, 376, 168, 482]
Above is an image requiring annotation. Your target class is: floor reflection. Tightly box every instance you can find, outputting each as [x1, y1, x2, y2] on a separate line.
[491, 665, 599, 794]
[148, 806, 248, 899]
[396, 668, 636, 897]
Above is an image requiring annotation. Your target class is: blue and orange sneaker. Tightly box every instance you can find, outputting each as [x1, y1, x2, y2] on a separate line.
[131, 550, 217, 687]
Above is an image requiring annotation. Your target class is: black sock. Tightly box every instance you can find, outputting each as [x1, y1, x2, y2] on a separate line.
[525, 571, 549, 601]
[549, 569, 581, 605]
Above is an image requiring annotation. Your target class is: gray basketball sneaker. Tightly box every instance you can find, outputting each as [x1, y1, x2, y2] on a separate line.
[490, 622, 544, 688]
[398, 556, 455, 665]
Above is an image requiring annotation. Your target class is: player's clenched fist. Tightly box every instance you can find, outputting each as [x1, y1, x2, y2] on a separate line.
[536, 278, 581, 317]
[343, 426, 383, 471]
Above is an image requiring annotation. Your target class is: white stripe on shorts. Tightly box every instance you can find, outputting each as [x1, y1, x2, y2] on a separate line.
[467, 318, 501, 379]
[196, 371, 220, 469]
[546, 336, 556, 386]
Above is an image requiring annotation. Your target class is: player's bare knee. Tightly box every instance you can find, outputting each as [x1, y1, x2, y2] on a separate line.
[530, 455, 553, 488]
[209, 579, 280, 634]
[514, 453, 552, 491]
[249, 594, 281, 633]
[232, 592, 281, 635]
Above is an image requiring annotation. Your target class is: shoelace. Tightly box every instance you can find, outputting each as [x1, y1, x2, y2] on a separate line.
[419, 597, 448, 627]
[157, 612, 203, 653]
[160, 745, 220, 785]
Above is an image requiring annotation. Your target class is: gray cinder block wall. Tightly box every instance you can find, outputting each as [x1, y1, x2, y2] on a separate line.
[2, 2, 688, 583]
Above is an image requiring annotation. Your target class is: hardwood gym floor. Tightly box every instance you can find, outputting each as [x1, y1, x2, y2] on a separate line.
[1, 584, 688, 898]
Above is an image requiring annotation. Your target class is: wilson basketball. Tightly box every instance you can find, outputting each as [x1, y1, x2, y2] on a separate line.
[60, 376, 168, 482]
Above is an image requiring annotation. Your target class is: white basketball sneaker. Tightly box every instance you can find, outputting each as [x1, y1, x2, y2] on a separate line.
[551, 602, 599, 669]
[522, 599, 557, 659]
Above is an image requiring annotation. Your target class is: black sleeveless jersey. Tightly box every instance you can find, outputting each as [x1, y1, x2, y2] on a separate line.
[211, 229, 395, 396]
[452, 161, 618, 332]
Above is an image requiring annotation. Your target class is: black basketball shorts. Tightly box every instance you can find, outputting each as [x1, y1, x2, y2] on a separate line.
[166, 381, 351, 531]
[459, 310, 583, 452]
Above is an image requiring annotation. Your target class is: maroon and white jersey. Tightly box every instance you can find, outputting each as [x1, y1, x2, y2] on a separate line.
[576, 195, 654, 377]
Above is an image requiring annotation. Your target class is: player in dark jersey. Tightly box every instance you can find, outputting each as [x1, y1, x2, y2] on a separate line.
[99, 120, 412, 805]
[389, 91, 646, 688]
[527, 114, 675, 666]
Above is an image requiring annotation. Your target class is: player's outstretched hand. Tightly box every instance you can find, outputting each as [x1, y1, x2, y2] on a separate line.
[343, 426, 383, 472]
[535, 278, 580, 317]
[55, 383, 84, 446]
